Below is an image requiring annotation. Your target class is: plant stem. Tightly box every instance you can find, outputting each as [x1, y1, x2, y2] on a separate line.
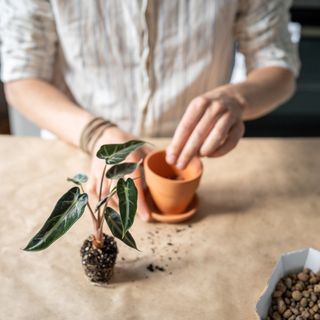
[94, 180, 118, 248]
[93, 217, 104, 248]
[98, 164, 107, 202]
[97, 164, 107, 224]
[93, 164, 108, 247]
[79, 184, 97, 225]
[98, 198, 108, 239]
[79, 184, 101, 248]
[98, 180, 115, 235]
[94, 186, 117, 212]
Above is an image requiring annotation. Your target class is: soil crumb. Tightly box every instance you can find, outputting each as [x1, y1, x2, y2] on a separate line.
[146, 263, 166, 272]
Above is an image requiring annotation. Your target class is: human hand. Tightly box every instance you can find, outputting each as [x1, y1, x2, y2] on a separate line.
[87, 126, 152, 222]
[166, 87, 246, 169]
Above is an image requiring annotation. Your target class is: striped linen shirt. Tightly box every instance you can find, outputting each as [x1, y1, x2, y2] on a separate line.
[0, 0, 299, 137]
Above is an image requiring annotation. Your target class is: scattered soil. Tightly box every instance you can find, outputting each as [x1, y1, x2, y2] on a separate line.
[117, 224, 194, 281]
[155, 266, 165, 272]
[146, 263, 166, 272]
[80, 234, 118, 284]
[268, 268, 320, 320]
[147, 264, 155, 272]
[141, 225, 194, 277]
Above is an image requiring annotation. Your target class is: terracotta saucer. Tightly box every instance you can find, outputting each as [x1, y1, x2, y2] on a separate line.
[145, 191, 198, 223]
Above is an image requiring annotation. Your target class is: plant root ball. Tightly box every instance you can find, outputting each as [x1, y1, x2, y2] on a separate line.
[80, 234, 118, 284]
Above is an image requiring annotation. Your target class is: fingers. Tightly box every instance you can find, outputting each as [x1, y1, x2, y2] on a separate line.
[137, 184, 152, 222]
[88, 145, 152, 222]
[108, 196, 118, 210]
[199, 112, 235, 156]
[132, 151, 151, 222]
[88, 162, 111, 199]
[169, 99, 227, 169]
[167, 92, 245, 164]
[207, 120, 245, 157]
[88, 174, 110, 198]
[106, 148, 152, 223]
[87, 175, 97, 195]
[166, 97, 210, 165]
[99, 177, 111, 199]
[109, 173, 151, 222]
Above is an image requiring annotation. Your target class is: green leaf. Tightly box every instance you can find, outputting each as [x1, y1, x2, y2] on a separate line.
[104, 207, 138, 250]
[94, 186, 117, 212]
[106, 162, 139, 179]
[67, 173, 88, 185]
[24, 187, 88, 252]
[117, 178, 137, 237]
[96, 140, 145, 165]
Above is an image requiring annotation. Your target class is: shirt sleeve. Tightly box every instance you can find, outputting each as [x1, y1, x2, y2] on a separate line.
[0, 0, 57, 82]
[234, 0, 300, 77]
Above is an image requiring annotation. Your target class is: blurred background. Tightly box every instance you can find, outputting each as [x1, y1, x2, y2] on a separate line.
[0, 0, 319, 137]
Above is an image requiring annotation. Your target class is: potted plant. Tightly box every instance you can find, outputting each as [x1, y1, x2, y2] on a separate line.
[24, 140, 146, 285]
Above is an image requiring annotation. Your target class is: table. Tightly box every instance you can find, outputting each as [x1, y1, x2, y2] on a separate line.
[1, 136, 320, 320]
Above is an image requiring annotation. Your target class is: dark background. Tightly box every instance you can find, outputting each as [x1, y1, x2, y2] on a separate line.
[244, 2, 320, 137]
[0, 84, 9, 134]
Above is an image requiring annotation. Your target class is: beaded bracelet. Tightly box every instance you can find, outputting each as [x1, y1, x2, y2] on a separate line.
[80, 117, 116, 154]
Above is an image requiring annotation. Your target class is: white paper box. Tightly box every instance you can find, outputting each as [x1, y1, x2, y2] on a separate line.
[256, 248, 320, 319]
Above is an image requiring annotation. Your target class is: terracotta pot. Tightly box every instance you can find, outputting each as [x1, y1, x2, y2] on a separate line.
[144, 150, 203, 214]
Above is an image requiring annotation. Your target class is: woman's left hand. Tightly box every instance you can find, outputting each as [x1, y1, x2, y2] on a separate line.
[87, 126, 153, 222]
[166, 87, 246, 169]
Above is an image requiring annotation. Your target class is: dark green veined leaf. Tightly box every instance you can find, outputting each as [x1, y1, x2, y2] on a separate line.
[67, 173, 88, 185]
[106, 162, 139, 179]
[94, 186, 117, 212]
[104, 207, 138, 250]
[117, 178, 137, 237]
[24, 187, 88, 252]
[96, 140, 145, 165]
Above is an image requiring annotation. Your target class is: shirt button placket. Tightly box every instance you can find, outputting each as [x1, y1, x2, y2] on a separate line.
[136, 0, 153, 137]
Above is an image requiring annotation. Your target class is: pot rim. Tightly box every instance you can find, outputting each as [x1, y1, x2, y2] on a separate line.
[144, 149, 203, 184]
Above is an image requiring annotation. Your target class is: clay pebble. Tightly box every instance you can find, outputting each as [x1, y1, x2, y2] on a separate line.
[268, 268, 320, 320]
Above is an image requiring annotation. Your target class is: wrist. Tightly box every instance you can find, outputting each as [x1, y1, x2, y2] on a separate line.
[92, 126, 119, 155]
[92, 126, 136, 156]
[80, 117, 117, 155]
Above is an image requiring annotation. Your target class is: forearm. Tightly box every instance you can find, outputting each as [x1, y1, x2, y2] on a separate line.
[217, 67, 296, 120]
[4, 78, 93, 146]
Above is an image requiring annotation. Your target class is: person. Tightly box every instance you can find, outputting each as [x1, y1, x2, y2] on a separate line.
[0, 0, 299, 221]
